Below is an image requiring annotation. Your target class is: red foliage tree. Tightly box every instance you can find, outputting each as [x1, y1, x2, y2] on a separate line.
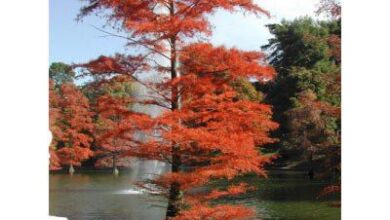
[49, 80, 62, 170]
[53, 83, 95, 173]
[78, 0, 277, 218]
[316, 1, 341, 195]
[94, 95, 131, 171]
[94, 92, 149, 173]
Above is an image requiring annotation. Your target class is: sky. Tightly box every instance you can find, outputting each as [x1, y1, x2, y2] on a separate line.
[49, 0, 322, 64]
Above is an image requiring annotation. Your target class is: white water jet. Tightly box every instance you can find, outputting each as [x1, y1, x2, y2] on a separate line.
[114, 188, 145, 195]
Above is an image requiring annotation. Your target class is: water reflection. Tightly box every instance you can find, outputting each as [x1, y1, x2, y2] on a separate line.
[236, 171, 341, 220]
[50, 159, 170, 220]
[50, 169, 340, 220]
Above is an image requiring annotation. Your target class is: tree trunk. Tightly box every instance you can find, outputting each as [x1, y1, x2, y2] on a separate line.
[166, 151, 181, 218]
[165, 40, 182, 218]
[308, 150, 314, 180]
[69, 164, 75, 175]
[166, 2, 182, 218]
[113, 154, 119, 175]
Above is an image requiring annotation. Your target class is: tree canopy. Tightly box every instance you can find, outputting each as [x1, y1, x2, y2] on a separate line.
[49, 62, 75, 86]
[260, 16, 341, 181]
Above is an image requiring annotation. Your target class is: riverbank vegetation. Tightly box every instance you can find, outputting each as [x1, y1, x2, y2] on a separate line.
[49, 0, 341, 219]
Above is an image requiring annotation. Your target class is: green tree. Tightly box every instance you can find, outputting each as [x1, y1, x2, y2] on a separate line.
[231, 77, 263, 102]
[260, 17, 341, 179]
[82, 75, 140, 173]
[82, 75, 139, 106]
[49, 62, 75, 86]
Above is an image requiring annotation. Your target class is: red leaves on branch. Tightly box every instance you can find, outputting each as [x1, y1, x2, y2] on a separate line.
[180, 43, 275, 81]
[204, 183, 253, 200]
[94, 93, 152, 168]
[79, 0, 269, 46]
[49, 148, 62, 171]
[49, 82, 94, 167]
[49, 80, 63, 170]
[77, 54, 150, 77]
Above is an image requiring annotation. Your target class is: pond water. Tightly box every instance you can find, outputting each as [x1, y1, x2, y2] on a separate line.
[50, 169, 340, 220]
[230, 171, 341, 220]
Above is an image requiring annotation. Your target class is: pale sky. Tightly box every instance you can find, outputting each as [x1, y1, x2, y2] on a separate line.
[49, 0, 322, 64]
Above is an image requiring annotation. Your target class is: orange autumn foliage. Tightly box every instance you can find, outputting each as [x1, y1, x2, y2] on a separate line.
[94, 93, 151, 168]
[174, 204, 256, 220]
[78, 0, 276, 219]
[50, 82, 94, 167]
[49, 80, 62, 170]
